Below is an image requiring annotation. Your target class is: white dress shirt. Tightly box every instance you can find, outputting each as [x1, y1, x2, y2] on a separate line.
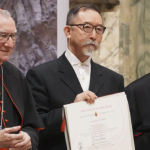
[65, 49, 91, 91]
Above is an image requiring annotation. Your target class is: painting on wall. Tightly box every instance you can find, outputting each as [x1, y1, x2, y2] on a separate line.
[0, 0, 57, 75]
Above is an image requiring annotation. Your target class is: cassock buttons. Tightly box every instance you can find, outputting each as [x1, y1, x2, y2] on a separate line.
[3, 110, 6, 113]
[5, 119, 9, 123]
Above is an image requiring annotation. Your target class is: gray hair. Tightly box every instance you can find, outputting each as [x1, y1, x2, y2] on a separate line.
[0, 10, 11, 18]
[66, 4, 101, 25]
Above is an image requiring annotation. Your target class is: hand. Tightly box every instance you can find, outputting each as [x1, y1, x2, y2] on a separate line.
[0, 126, 23, 148]
[9, 131, 31, 150]
[74, 90, 97, 104]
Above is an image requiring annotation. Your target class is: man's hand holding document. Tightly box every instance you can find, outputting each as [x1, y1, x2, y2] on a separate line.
[62, 92, 135, 150]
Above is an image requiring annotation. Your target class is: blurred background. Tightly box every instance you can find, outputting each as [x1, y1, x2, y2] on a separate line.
[0, 0, 57, 75]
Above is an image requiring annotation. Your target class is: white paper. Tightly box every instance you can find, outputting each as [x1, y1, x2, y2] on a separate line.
[63, 92, 135, 150]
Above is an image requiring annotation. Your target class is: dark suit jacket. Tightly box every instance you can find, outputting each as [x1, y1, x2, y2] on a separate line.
[0, 61, 44, 150]
[26, 53, 124, 150]
[125, 73, 150, 150]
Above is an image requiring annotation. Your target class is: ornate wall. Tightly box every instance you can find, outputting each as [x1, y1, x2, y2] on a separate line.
[70, 0, 150, 86]
[92, 6, 120, 74]
[0, 0, 57, 75]
[120, 0, 150, 86]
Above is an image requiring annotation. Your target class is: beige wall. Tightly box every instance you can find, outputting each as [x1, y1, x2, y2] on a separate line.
[70, 0, 150, 86]
[119, 0, 150, 86]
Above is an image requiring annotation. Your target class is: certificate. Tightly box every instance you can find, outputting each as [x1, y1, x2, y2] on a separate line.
[62, 92, 135, 150]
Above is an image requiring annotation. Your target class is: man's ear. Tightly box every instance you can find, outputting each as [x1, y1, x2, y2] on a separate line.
[64, 26, 71, 39]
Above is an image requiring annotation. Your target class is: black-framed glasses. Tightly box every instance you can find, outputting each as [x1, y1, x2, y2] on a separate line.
[0, 32, 19, 43]
[69, 23, 106, 35]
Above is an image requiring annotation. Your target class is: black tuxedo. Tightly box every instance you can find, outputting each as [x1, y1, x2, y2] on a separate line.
[125, 73, 150, 150]
[26, 53, 124, 150]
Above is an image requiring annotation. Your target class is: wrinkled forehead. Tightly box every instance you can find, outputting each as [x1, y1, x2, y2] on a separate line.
[0, 16, 17, 33]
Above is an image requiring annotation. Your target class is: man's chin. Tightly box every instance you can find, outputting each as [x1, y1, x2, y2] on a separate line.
[0, 56, 11, 63]
[83, 49, 96, 56]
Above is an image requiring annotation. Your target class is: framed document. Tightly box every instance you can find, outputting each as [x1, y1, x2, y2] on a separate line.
[62, 92, 135, 150]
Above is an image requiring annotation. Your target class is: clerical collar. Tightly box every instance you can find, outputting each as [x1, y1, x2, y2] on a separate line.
[65, 48, 91, 66]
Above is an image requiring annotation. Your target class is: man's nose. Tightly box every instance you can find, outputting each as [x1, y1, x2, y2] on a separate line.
[90, 28, 97, 40]
[4, 37, 14, 48]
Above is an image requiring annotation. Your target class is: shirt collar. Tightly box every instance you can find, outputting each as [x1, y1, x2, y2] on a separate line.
[65, 48, 91, 67]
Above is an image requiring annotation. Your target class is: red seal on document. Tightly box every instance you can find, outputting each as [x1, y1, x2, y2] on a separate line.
[95, 112, 98, 116]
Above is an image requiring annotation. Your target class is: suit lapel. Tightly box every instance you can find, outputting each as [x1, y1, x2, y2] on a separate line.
[89, 60, 104, 94]
[58, 54, 83, 95]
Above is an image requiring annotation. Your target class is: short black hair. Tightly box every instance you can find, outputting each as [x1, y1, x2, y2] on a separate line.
[66, 4, 101, 25]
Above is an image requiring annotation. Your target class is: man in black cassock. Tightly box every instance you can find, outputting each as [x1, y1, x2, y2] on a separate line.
[0, 10, 44, 150]
[125, 73, 150, 150]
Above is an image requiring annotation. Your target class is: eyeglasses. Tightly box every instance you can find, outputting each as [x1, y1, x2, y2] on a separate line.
[0, 32, 19, 43]
[69, 23, 106, 35]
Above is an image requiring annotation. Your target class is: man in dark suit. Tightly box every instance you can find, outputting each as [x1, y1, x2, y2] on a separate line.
[125, 73, 150, 150]
[26, 4, 124, 150]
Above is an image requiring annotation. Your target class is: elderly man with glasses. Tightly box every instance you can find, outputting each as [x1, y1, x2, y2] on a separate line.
[0, 10, 44, 150]
[26, 4, 124, 150]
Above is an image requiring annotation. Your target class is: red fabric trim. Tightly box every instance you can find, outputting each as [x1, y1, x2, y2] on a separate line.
[2, 117, 6, 128]
[0, 75, 23, 130]
[134, 132, 143, 137]
[0, 105, 6, 128]
[0, 149, 8, 150]
[0, 75, 44, 132]
[61, 103, 73, 132]
[36, 127, 45, 131]
[4, 119, 8, 123]
[3, 83, 23, 130]
[61, 116, 65, 132]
